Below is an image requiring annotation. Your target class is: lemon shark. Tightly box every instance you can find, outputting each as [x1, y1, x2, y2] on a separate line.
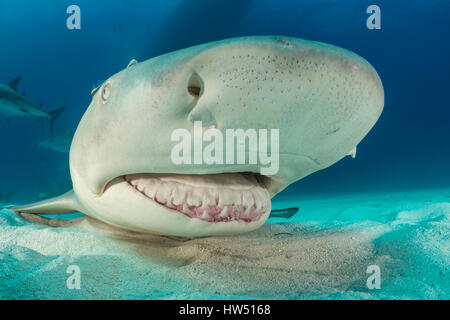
[10, 36, 384, 237]
[0, 77, 66, 133]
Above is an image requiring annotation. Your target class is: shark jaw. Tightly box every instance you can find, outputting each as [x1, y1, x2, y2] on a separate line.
[104, 172, 271, 225]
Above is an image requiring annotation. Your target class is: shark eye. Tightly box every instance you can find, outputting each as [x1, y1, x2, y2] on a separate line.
[101, 83, 111, 103]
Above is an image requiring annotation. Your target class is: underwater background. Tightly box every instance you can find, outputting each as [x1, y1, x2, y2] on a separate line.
[0, 0, 449, 299]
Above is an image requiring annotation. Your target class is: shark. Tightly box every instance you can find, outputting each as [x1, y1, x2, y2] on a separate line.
[10, 36, 384, 237]
[0, 77, 66, 133]
[39, 131, 73, 153]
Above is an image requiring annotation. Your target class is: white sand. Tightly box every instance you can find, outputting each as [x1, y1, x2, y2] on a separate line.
[0, 188, 449, 299]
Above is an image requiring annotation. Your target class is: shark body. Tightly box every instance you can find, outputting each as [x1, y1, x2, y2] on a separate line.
[10, 36, 384, 237]
[0, 77, 66, 132]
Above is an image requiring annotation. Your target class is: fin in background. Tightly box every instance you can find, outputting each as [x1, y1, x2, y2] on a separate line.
[48, 106, 67, 134]
[269, 207, 299, 219]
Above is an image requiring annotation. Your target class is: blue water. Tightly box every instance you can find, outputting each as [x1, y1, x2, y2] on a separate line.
[0, 0, 449, 299]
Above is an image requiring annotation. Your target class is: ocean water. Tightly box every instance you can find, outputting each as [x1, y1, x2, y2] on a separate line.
[0, 0, 449, 299]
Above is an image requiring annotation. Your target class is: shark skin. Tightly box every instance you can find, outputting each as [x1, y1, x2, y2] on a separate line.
[10, 36, 384, 237]
[0, 77, 66, 133]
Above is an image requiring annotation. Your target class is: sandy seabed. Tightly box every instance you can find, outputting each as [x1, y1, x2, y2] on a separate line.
[0, 188, 448, 299]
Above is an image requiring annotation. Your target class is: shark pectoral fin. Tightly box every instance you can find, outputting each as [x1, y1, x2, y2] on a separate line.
[269, 207, 299, 219]
[16, 212, 87, 228]
[9, 190, 80, 215]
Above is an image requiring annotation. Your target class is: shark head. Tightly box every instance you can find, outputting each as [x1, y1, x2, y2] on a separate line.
[14, 36, 384, 237]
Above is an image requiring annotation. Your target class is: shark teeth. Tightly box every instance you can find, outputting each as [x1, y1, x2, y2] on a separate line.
[219, 206, 229, 218]
[243, 205, 252, 218]
[182, 203, 192, 214]
[201, 209, 211, 220]
[123, 173, 269, 223]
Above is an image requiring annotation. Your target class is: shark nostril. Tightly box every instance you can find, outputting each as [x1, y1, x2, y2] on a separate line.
[188, 85, 201, 97]
[187, 72, 203, 98]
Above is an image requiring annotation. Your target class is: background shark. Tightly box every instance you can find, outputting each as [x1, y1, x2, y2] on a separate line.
[0, 77, 66, 133]
[39, 131, 73, 153]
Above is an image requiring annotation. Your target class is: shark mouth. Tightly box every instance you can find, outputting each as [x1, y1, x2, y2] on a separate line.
[119, 173, 271, 223]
